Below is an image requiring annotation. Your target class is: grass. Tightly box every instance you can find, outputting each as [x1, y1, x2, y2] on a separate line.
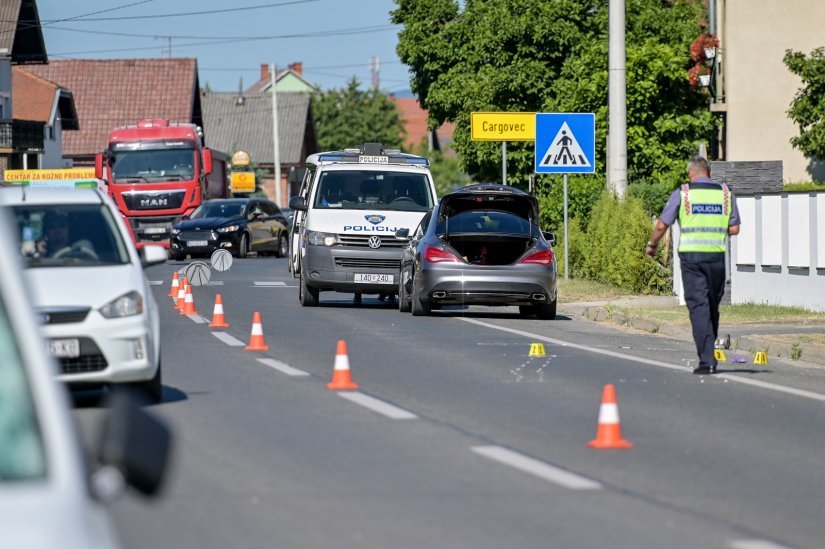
[783, 182, 825, 192]
[610, 303, 825, 326]
[557, 278, 629, 304]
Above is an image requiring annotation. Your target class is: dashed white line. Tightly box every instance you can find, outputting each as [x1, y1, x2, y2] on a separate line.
[254, 281, 287, 286]
[728, 540, 793, 549]
[257, 358, 310, 377]
[187, 314, 207, 324]
[211, 332, 246, 347]
[208, 281, 224, 286]
[471, 445, 602, 490]
[337, 392, 418, 420]
[459, 317, 825, 404]
[149, 280, 164, 286]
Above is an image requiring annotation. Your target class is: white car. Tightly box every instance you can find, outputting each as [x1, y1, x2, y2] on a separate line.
[0, 187, 166, 402]
[0, 207, 170, 548]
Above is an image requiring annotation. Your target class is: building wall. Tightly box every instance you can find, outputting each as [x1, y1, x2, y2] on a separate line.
[724, 0, 825, 182]
[40, 117, 71, 168]
[0, 58, 11, 118]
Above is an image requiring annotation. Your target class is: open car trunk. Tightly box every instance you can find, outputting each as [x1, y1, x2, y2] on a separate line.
[445, 235, 534, 266]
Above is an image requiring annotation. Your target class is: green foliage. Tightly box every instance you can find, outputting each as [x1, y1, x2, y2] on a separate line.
[784, 181, 825, 191]
[535, 174, 604, 233]
[413, 138, 472, 196]
[567, 191, 670, 294]
[784, 48, 825, 161]
[311, 78, 406, 151]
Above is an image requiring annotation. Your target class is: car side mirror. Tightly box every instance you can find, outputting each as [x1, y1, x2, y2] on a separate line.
[542, 232, 557, 246]
[140, 245, 168, 267]
[395, 228, 410, 241]
[289, 196, 307, 212]
[96, 387, 172, 498]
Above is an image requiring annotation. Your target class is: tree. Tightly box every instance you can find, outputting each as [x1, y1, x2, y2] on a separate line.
[311, 78, 406, 151]
[393, 0, 715, 228]
[784, 47, 825, 162]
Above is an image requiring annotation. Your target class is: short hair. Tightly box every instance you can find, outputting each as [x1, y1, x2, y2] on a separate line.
[688, 156, 711, 176]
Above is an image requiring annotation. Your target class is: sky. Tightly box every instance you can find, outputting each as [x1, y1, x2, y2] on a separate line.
[37, 0, 413, 95]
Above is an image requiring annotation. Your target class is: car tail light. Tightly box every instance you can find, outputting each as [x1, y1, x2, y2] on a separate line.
[425, 246, 461, 263]
[520, 249, 555, 265]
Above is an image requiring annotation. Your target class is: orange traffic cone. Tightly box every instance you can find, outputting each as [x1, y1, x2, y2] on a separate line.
[244, 312, 269, 351]
[168, 271, 179, 298]
[180, 283, 197, 315]
[208, 294, 229, 328]
[588, 384, 633, 449]
[175, 277, 188, 310]
[327, 339, 359, 391]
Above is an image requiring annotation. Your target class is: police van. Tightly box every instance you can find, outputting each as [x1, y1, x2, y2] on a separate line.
[288, 143, 436, 306]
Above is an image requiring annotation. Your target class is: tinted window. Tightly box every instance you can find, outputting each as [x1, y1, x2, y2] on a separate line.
[436, 210, 536, 236]
[259, 202, 279, 216]
[313, 171, 432, 211]
[193, 201, 245, 219]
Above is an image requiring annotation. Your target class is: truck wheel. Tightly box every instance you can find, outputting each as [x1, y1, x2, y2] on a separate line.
[130, 359, 163, 404]
[299, 275, 319, 307]
[275, 233, 289, 258]
[236, 233, 249, 259]
[398, 273, 411, 312]
[410, 276, 431, 316]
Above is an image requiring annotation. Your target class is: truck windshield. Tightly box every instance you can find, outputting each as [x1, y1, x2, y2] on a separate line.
[313, 171, 432, 211]
[111, 148, 196, 183]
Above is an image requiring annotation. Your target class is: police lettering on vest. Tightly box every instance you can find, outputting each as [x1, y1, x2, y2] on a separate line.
[678, 183, 731, 253]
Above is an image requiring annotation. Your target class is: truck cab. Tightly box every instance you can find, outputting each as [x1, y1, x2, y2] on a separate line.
[288, 143, 436, 306]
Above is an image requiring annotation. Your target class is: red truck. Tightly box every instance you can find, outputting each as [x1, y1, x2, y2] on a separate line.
[94, 119, 229, 248]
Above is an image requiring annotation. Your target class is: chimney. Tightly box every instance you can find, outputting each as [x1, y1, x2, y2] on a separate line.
[288, 62, 303, 76]
[260, 63, 270, 81]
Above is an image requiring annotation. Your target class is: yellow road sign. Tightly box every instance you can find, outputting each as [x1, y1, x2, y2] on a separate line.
[4, 168, 96, 182]
[231, 151, 251, 166]
[471, 112, 536, 142]
[231, 171, 256, 193]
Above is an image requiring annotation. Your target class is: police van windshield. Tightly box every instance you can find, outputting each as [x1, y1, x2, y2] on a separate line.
[313, 171, 432, 211]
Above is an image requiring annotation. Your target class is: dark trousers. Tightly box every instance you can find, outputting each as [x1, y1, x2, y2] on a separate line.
[681, 257, 726, 366]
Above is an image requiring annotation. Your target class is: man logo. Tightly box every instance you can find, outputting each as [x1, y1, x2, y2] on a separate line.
[368, 236, 382, 249]
[365, 214, 386, 225]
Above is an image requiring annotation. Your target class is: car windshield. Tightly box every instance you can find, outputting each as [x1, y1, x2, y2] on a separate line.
[13, 204, 131, 268]
[436, 210, 538, 237]
[0, 293, 47, 482]
[111, 148, 196, 183]
[192, 202, 245, 219]
[313, 171, 432, 211]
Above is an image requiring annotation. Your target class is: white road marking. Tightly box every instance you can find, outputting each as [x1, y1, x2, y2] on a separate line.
[254, 281, 287, 286]
[208, 281, 225, 286]
[149, 280, 164, 286]
[728, 540, 793, 549]
[337, 392, 418, 420]
[211, 332, 246, 347]
[257, 358, 310, 377]
[471, 445, 602, 490]
[187, 314, 207, 324]
[460, 318, 825, 404]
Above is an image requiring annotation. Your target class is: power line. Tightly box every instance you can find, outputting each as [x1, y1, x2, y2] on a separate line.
[0, 0, 155, 35]
[199, 61, 402, 72]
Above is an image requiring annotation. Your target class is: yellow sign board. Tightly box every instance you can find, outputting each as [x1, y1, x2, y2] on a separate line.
[231, 151, 251, 167]
[471, 112, 536, 141]
[4, 168, 96, 182]
[231, 171, 256, 193]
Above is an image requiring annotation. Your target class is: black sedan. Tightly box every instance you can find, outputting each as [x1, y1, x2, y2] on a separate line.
[397, 184, 558, 319]
[170, 198, 289, 260]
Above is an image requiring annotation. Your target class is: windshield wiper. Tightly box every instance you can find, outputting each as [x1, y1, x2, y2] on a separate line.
[115, 175, 150, 183]
[160, 175, 184, 181]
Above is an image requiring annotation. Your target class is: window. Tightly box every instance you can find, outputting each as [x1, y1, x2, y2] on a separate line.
[313, 171, 432, 211]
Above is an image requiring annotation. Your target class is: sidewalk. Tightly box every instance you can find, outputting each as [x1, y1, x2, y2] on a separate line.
[559, 295, 825, 367]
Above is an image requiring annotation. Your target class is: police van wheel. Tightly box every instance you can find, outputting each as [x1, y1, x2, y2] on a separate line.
[299, 275, 319, 307]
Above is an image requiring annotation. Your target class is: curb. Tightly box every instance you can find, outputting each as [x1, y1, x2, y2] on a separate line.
[560, 304, 825, 368]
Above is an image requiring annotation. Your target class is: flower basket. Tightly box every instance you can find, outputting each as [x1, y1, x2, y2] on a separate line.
[687, 63, 712, 88]
[690, 34, 720, 63]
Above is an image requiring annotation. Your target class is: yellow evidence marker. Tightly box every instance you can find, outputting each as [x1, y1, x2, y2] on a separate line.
[753, 351, 769, 365]
[529, 343, 546, 357]
[714, 349, 727, 362]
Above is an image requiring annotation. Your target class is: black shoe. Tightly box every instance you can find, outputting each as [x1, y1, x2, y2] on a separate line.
[693, 364, 716, 375]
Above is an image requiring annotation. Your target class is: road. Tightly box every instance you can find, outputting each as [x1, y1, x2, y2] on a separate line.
[73, 255, 825, 549]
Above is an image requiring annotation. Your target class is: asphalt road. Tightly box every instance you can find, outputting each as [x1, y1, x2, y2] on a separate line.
[73, 255, 825, 549]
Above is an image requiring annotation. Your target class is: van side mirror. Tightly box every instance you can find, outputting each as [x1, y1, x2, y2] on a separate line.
[289, 196, 307, 211]
[395, 228, 410, 241]
[542, 232, 557, 246]
[288, 167, 307, 185]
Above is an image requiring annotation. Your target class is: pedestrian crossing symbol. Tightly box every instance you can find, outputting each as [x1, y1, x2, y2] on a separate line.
[534, 113, 596, 174]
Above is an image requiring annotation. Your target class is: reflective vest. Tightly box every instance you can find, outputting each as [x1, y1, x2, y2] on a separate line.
[678, 183, 731, 253]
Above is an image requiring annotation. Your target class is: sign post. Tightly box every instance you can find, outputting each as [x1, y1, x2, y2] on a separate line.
[534, 113, 596, 279]
[471, 112, 535, 185]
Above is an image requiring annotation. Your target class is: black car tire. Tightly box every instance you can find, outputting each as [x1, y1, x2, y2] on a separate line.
[236, 233, 249, 258]
[275, 232, 289, 258]
[299, 275, 319, 307]
[536, 299, 557, 320]
[169, 251, 185, 261]
[410, 275, 431, 316]
[131, 359, 163, 404]
[398, 273, 411, 313]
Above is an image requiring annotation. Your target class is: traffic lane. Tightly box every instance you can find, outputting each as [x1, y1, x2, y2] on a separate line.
[209, 278, 825, 549]
[78, 273, 746, 549]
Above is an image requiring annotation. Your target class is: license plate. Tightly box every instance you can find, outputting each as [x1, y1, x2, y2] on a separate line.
[188, 240, 208, 247]
[144, 227, 166, 235]
[354, 273, 394, 284]
[48, 339, 80, 358]
[358, 155, 389, 164]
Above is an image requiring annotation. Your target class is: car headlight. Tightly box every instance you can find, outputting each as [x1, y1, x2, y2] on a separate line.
[217, 225, 240, 233]
[99, 291, 143, 318]
[306, 231, 338, 246]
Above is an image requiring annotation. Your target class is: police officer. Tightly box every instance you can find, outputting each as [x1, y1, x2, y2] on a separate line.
[646, 156, 741, 374]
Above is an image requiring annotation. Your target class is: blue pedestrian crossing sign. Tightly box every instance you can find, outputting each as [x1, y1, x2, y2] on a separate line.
[535, 113, 596, 174]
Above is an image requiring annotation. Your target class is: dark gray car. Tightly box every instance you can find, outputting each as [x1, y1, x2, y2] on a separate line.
[397, 184, 558, 318]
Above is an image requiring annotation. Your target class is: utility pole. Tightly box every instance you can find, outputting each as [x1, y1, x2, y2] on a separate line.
[270, 63, 282, 206]
[370, 56, 380, 89]
[608, 0, 627, 198]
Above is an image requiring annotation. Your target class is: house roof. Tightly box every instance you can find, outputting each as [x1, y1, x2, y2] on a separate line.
[25, 58, 202, 157]
[201, 92, 314, 166]
[0, 0, 47, 64]
[393, 97, 455, 153]
[246, 63, 315, 94]
[12, 66, 78, 129]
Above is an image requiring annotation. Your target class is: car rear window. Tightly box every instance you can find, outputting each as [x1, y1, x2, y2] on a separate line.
[436, 210, 537, 236]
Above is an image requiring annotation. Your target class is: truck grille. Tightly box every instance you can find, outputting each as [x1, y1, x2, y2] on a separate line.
[338, 234, 405, 248]
[122, 190, 186, 211]
[334, 257, 400, 270]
